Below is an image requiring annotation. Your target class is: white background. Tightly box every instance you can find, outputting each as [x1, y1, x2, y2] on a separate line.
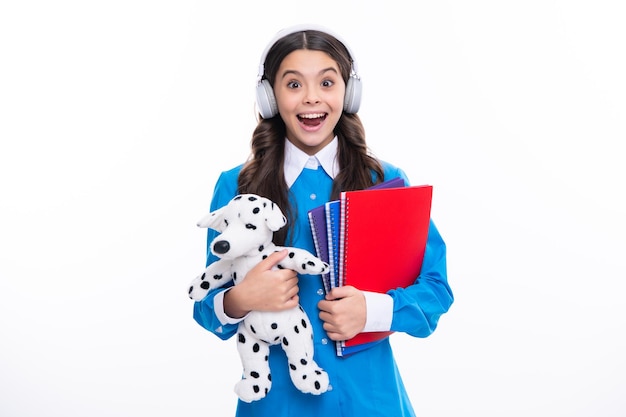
[1, 1, 624, 416]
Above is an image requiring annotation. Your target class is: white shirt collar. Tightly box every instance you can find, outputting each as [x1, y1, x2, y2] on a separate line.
[284, 137, 339, 188]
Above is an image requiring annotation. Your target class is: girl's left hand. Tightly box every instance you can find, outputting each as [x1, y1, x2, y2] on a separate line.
[317, 286, 366, 341]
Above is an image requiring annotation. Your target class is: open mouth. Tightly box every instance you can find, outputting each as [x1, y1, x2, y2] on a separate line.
[297, 113, 327, 127]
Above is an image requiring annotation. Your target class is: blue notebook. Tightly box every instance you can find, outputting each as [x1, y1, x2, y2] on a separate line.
[307, 205, 331, 293]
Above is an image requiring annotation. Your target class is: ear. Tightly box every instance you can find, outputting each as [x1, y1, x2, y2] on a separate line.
[197, 206, 227, 232]
[263, 198, 287, 232]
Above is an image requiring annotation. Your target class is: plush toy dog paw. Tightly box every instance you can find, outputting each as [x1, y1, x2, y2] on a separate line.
[188, 194, 330, 403]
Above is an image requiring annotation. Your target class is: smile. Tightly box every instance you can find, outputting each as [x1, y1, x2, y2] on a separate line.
[297, 113, 327, 126]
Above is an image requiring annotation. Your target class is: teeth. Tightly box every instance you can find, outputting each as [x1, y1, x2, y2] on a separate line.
[299, 113, 325, 119]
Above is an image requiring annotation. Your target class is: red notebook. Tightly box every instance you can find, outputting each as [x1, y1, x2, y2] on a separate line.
[337, 184, 433, 355]
[308, 177, 406, 294]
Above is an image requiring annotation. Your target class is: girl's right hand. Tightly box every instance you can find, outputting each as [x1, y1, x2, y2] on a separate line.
[223, 249, 300, 318]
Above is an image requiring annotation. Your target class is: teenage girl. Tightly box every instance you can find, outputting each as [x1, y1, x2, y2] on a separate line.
[193, 24, 454, 417]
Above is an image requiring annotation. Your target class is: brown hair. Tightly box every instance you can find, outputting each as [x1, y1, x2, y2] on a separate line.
[238, 29, 384, 245]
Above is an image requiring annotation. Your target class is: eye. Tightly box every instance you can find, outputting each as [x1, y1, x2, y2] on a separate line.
[321, 79, 334, 88]
[287, 80, 301, 89]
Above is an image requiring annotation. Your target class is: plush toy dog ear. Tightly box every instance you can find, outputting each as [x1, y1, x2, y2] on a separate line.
[262, 198, 287, 232]
[196, 194, 287, 233]
[196, 206, 227, 232]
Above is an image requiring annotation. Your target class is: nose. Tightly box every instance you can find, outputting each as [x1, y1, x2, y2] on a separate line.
[304, 86, 321, 104]
[213, 240, 230, 254]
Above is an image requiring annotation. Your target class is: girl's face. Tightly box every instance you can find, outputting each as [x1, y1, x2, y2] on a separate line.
[273, 49, 346, 155]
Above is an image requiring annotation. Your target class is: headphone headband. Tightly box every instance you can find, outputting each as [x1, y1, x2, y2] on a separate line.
[256, 23, 360, 83]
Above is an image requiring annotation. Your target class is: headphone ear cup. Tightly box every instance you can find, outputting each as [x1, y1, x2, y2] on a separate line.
[255, 79, 278, 119]
[343, 75, 362, 113]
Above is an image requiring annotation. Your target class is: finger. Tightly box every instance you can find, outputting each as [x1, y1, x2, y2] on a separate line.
[256, 249, 288, 271]
[322, 324, 344, 341]
[318, 309, 330, 322]
[277, 268, 298, 280]
[325, 285, 352, 301]
[285, 282, 299, 298]
[322, 320, 335, 332]
[317, 299, 333, 313]
[284, 294, 299, 309]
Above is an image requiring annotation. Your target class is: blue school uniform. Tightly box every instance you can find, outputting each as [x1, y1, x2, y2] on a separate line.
[193, 159, 453, 417]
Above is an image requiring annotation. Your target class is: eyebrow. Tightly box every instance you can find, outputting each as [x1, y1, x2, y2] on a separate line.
[279, 66, 339, 80]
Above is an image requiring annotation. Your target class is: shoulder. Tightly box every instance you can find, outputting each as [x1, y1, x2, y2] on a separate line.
[209, 164, 244, 210]
[378, 160, 411, 185]
[218, 164, 244, 181]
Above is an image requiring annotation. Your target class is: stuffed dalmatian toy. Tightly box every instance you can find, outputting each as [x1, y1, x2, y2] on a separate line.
[188, 194, 330, 403]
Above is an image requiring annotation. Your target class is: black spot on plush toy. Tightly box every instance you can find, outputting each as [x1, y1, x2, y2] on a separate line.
[188, 194, 330, 403]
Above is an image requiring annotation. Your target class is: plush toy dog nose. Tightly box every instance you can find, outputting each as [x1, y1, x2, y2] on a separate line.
[213, 240, 230, 254]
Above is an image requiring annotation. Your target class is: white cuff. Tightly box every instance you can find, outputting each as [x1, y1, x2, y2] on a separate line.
[362, 291, 393, 332]
[214, 288, 248, 326]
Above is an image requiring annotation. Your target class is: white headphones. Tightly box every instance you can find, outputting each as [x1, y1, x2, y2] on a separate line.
[255, 24, 363, 119]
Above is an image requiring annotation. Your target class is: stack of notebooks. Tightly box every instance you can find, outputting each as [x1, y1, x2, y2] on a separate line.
[307, 178, 433, 356]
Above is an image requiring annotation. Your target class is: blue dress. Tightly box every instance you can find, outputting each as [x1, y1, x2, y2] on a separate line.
[193, 161, 454, 417]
